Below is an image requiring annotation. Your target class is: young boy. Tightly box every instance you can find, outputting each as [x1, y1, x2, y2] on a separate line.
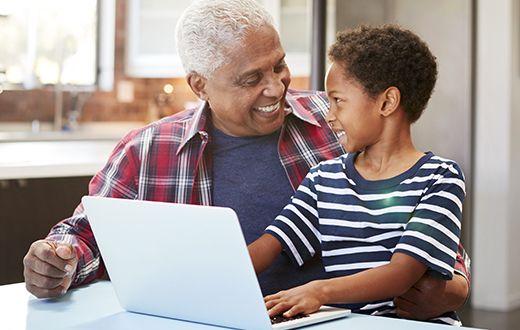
[248, 25, 465, 325]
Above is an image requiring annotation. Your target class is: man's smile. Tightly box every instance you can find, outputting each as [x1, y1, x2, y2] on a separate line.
[254, 101, 281, 113]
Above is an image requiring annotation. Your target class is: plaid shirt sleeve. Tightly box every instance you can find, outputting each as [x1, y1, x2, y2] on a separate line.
[454, 242, 471, 282]
[46, 129, 142, 286]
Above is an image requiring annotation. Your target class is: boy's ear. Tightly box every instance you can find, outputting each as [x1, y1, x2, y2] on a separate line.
[379, 86, 401, 117]
[187, 72, 209, 101]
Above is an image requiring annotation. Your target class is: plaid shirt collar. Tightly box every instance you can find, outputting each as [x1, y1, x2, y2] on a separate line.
[177, 90, 322, 153]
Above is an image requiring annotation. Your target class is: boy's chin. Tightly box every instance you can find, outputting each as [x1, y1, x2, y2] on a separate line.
[343, 144, 364, 154]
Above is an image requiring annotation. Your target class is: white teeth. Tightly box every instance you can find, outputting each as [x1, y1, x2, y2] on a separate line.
[337, 131, 346, 137]
[255, 102, 280, 113]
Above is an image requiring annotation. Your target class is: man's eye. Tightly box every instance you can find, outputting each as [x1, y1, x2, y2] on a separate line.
[244, 74, 262, 86]
[274, 61, 287, 73]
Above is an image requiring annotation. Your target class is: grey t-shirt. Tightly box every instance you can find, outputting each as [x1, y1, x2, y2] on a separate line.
[211, 126, 328, 295]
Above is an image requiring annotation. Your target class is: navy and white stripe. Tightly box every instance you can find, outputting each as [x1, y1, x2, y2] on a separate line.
[266, 151, 465, 325]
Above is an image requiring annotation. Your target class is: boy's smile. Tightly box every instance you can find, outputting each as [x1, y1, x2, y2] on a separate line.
[325, 62, 384, 153]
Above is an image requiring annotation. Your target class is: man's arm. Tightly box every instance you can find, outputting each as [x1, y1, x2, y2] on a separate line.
[23, 132, 140, 298]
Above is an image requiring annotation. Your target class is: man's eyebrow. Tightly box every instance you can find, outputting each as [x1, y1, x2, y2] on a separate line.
[237, 54, 287, 79]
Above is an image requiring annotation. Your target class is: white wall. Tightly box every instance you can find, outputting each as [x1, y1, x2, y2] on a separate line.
[472, 0, 520, 311]
[335, 0, 474, 247]
[392, 0, 473, 247]
[510, 0, 520, 308]
[334, 0, 520, 311]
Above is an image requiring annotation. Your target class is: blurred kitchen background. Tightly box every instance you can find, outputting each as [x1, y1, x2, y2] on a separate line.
[0, 1, 519, 329]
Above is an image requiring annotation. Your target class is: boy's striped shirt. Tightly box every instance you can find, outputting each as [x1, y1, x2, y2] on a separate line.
[266, 152, 465, 325]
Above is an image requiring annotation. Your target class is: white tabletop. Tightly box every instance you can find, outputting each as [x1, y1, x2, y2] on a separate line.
[0, 281, 483, 330]
[0, 141, 116, 180]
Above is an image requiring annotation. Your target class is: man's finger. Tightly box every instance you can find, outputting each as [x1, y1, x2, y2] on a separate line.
[55, 244, 76, 260]
[32, 241, 76, 274]
[61, 275, 73, 292]
[23, 268, 65, 290]
[25, 283, 67, 299]
[23, 254, 68, 279]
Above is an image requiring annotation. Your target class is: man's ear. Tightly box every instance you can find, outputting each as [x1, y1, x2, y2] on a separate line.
[186, 72, 209, 101]
[379, 86, 401, 117]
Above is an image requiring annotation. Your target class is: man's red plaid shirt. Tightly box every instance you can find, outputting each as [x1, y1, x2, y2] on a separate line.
[46, 89, 471, 287]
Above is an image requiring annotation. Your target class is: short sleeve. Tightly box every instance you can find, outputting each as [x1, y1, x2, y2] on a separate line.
[394, 162, 465, 279]
[265, 167, 322, 267]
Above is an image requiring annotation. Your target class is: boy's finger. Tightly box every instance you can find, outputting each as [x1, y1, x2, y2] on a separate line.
[283, 304, 304, 318]
[268, 302, 290, 317]
[265, 299, 280, 309]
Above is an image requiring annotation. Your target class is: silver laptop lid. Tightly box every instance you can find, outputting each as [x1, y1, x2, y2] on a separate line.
[82, 196, 273, 330]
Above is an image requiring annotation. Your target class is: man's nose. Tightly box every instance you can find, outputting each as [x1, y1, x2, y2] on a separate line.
[263, 75, 285, 98]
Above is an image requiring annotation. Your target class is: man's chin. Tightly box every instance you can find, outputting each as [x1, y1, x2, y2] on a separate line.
[250, 120, 283, 136]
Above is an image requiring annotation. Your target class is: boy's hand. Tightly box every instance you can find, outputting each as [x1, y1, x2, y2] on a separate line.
[23, 240, 78, 298]
[264, 281, 325, 318]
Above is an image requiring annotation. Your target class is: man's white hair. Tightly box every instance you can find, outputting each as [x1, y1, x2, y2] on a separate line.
[176, 0, 275, 78]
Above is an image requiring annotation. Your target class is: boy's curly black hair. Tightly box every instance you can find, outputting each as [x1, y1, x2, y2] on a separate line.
[328, 24, 437, 123]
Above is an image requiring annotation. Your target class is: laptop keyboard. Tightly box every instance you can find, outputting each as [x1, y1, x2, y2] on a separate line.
[270, 314, 309, 324]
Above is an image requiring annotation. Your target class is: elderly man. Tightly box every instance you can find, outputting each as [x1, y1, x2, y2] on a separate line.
[23, 0, 469, 321]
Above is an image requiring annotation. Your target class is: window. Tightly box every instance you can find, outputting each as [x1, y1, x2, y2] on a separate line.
[125, 0, 189, 77]
[124, 0, 336, 78]
[0, 0, 99, 89]
[261, 0, 336, 76]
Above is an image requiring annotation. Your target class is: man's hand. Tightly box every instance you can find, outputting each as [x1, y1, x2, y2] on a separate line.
[23, 240, 78, 298]
[394, 272, 469, 320]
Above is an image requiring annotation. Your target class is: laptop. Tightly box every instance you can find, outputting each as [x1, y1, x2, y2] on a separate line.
[82, 196, 350, 330]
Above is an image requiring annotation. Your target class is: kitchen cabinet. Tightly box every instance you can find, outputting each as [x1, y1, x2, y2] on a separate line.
[0, 177, 91, 285]
[0, 139, 118, 284]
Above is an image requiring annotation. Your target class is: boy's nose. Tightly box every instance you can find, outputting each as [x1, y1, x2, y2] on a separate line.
[326, 107, 336, 124]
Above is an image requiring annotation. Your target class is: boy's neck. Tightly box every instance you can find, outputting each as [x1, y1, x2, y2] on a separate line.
[354, 128, 423, 181]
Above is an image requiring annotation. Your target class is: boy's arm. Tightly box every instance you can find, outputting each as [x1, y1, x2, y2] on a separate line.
[395, 241, 470, 320]
[265, 252, 427, 317]
[248, 233, 282, 274]
[395, 272, 468, 320]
